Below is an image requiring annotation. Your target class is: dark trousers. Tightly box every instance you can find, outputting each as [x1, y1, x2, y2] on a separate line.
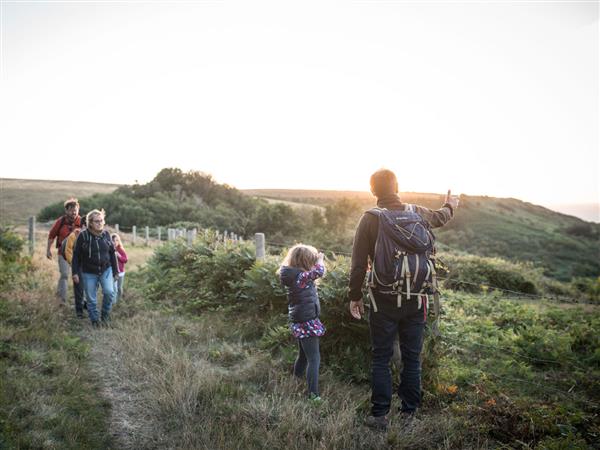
[293, 336, 321, 397]
[369, 296, 426, 417]
[73, 269, 85, 316]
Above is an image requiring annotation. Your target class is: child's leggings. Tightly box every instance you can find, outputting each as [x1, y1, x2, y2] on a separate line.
[293, 336, 320, 396]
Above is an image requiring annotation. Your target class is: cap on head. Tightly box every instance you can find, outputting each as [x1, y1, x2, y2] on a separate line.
[370, 169, 398, 198]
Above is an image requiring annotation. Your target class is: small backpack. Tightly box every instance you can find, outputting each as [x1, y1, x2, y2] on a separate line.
[60, 235, 69, 259]
[367, 205, 439, 311]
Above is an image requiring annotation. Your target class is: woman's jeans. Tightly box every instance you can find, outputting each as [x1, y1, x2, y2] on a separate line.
[369, 295, 426, 417]
[81, 267, 115, 323]
[293, 336, 321, 397]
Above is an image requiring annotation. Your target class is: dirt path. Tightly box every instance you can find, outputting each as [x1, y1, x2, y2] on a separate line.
[77, 324, 157, 450]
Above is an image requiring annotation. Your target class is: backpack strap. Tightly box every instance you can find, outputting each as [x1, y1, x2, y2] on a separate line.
[366, 207, 384, 217]
[55, 216, 66, 248]
[368, 286, 378, 312]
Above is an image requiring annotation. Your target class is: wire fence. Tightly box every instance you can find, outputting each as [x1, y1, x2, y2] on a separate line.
[24, 217, 591, 304]
[442, 335, 588, 371]
[265, 239, 588, 304]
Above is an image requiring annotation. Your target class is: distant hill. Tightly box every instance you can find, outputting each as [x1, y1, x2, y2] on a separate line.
[0, 178, 120, 225]
[1, 179, 597, 281]
[243, 189, 600, 281]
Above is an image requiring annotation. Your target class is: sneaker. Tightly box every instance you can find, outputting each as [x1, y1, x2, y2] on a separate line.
[365, 415, 388, 431]
[308, 394, 323, 406]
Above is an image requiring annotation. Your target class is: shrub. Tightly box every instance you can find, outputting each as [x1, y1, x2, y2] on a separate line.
[570, 277, 600, 304]
[440, 253, 540, 295]
[0, 228, 31, 291]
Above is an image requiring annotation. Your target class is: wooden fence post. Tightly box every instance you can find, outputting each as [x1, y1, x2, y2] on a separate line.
[115, 223, 119, 233]
[28, 216, 36, 256]
[145, 226, 150, 246]
[132, 225, 137, 246]
[255, 233, 265, 261]
[157, 226, 162, 241]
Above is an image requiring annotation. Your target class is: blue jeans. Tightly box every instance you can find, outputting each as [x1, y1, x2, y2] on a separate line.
[369, 295, 426, 416]
[293, 336, 321, 397]
[81, 268, 115, 323]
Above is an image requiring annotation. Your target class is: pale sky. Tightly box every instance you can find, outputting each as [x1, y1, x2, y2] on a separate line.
[0, 1, 598, 218]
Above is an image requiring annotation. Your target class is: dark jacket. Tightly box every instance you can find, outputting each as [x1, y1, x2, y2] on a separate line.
[348, 193, 454, 302]
[280, 266, 321, 323]
[72, 229, 119, 276]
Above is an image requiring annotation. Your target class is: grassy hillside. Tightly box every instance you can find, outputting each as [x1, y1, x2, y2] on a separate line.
[1, 218, 598, 449]
[244, 189, 600, 281]
[1, 179, 597, 281]
[0, 178, 120, 225]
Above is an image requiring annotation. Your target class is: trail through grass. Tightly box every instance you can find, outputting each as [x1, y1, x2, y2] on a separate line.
[3, 234, 598, 449]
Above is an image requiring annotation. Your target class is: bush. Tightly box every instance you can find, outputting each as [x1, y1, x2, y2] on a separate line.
[0, 228, 31, 291]
[441, 253, 541, 295]
[570, 277, 600, 304]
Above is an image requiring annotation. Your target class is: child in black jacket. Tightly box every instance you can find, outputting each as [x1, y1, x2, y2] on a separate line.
[279, 244, 326, 400]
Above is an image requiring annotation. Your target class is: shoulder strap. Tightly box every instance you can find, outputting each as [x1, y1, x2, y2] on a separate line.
[366, 207, 384, 217]
[55, 216, 67, 248]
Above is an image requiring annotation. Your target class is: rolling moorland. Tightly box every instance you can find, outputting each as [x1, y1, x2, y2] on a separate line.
[1, 171, 599, 448]
[12, 170, 599, 283]
[0, 178, 120, 225]
[245, 189, 600, 282]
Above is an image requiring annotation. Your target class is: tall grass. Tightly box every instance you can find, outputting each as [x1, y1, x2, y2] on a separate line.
[99, 292, 471, 450]
[134, 236, 599, 448]
[0, 240, 112, 449]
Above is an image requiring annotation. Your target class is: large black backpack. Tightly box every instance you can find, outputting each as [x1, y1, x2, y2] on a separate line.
[367, 205, 438, 310]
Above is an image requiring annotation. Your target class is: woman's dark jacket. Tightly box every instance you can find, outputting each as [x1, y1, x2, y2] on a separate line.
[72, 229, 119, 276]
[280, 266, 321, 323]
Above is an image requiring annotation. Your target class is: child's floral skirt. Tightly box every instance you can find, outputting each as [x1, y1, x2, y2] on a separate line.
[290, 318, 326, 339]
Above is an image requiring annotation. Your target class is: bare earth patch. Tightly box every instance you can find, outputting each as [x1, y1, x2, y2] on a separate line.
[81, 325, 161, 450]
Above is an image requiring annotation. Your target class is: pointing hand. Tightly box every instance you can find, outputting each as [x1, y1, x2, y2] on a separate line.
[445, 189, 460, 210]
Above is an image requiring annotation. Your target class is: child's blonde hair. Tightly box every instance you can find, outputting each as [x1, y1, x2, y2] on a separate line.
[280, 244, 319, 272]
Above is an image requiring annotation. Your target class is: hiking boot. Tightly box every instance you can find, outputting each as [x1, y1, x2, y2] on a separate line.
[365, 415, 388, 431]
[91, 321, 100, 328]
[83, 302, 87, 310]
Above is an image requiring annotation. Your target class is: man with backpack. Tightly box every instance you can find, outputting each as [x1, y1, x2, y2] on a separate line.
[348, 168, 459, 431]
[63, 217, 87, 318]
[46, 198, 82, 305]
